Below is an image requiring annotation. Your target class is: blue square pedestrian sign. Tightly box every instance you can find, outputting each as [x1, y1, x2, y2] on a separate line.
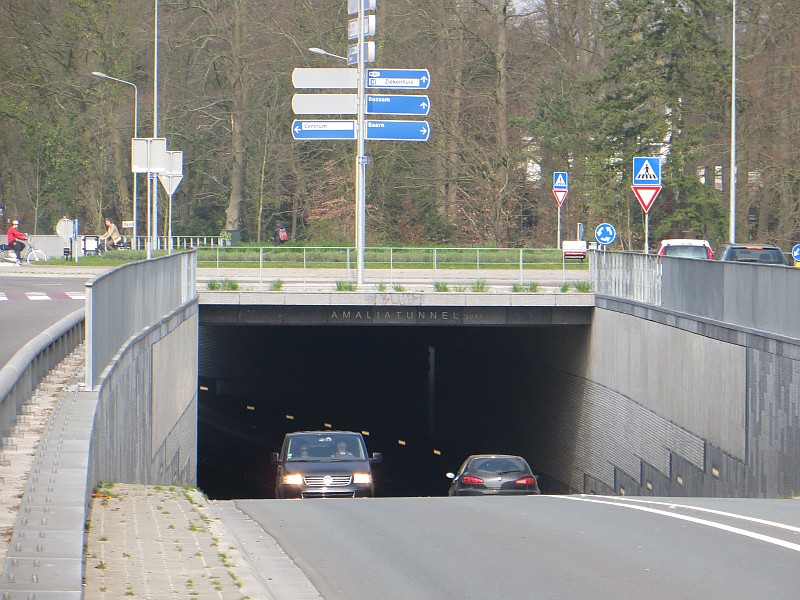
[632, 157, 661, 186]
[553, 172, 568, 190]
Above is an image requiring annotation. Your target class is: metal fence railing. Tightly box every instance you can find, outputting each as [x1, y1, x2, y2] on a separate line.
[196, 246, 588, 282]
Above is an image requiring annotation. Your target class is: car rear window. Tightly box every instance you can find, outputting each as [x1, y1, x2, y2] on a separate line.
[728, 248, 785, 264]
[663, 245, 709, 259]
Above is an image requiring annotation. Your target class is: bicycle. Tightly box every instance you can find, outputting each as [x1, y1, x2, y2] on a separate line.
[21, 240, 48, 264]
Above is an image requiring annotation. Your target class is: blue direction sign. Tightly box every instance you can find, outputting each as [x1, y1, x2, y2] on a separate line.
[366, 120, 429, 141]
[292, 120, 355, 140]
[553, 172, 568, 190]
[367, 94, 430, 116]
[366, 69, 430, 90]
[595, 223, 617, 245]
[792, 244, 800, 263]
[633, 156, 662, 186]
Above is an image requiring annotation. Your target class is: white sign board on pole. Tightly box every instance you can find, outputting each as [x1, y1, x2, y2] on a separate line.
[292, 93, 358, 115]
[131, 137, 167, 173]
[158, 150, 183, 196]
[292, 68, 357, 89]
[348, 0, 376, 14]
[348, 15, 376, 39]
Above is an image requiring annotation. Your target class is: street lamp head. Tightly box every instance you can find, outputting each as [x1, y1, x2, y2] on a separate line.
[308, 47, 326, 55]
[308, 47, 347, 62]
[92, 71, 108, 78]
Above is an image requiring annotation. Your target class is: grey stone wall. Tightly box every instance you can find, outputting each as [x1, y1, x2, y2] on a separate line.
[532, 301, 800, 498]
[89, 301, 198, 488]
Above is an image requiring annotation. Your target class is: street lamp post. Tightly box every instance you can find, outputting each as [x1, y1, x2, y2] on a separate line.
[729, 0, 737, 243]
[308, 36, 368, 285]
[91, 71, 139, 247]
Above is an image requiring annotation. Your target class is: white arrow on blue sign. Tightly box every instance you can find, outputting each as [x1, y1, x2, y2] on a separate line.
[366, 94, 430, 116]
[366, 120, 429, 141]
[595, 223, 617, 245]
[792, 244, 800, 262]
[633, 156, 662, 186]
[553, 172, 568, 190]
[292, 120, 355, 140]
[366, 69, 430, 90]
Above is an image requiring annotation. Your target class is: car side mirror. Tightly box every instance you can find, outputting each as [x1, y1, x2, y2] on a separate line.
[371, 452, 383, 463]
[446, 472, 455, 479]
[270, 452, 280, 465]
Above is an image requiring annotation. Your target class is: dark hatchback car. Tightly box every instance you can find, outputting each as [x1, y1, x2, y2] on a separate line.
[271, 431, 382, 499]
[715, 243, 788, 265]
[446, 454, 540, 496]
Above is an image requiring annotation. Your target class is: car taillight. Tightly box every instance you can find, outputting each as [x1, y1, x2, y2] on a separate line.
[461, 475, 484, 484]
[515, 477, 537, 485]
[706, 248, 714, 259]
[658, 247, 666, 256]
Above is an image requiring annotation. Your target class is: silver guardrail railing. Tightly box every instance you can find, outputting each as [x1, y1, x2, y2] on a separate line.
[85, 250, 197, 388]
[0, 308, 85, 440]
[589, 250, 662, 305]
[196, 246, 588, 283]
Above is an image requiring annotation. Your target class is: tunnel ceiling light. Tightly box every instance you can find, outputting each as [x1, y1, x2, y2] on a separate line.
[324, 423, 332, 429]
[433, 449, 441, 456]
[361, 430, 370, 436]
[285, 415, 294, 420]
[398, 440, 406, 446]
[246, 405, 255, 411]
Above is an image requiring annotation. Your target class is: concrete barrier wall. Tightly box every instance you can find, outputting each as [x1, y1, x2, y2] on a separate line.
[526, 299, 800, 498]
[0, 309, 84, 439]
[88, 300, 198, 487]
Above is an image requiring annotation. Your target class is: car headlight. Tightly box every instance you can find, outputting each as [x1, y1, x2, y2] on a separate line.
[353, 472, 371, 484]
[283, 473, 304, 485]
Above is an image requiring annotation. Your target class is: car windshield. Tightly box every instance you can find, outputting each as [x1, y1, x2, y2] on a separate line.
[664, 245, 708, 259]
[469, 457, 529, 474]
[286, 434, 366, 461]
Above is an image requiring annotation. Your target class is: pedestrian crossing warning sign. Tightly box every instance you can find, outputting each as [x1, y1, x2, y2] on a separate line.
[633, 157, 661, 186]
[553, 172, 568, 190]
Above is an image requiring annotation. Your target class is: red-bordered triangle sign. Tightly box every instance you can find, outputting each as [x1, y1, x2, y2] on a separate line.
[631, 185, 661, 213]
[552, 189, 568, 207]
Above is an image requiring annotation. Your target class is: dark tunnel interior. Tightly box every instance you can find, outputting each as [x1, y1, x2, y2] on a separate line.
[198, 324, 588, 500]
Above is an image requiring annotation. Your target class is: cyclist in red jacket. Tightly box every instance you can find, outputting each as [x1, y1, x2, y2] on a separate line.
[6, 219, 27, 263]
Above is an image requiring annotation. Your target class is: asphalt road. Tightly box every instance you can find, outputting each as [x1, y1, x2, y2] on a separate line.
[234, 495, 800, 600]
[0, 273, 87, 366]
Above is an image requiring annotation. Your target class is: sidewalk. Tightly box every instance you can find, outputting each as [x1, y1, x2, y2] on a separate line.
[1, 349, 320, 600]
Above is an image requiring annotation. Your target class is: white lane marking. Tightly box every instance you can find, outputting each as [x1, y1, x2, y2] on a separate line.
[562, 495, 800, 553]
[0, 293, 7, 301]
[65, 292, 85, 300]
[25, 292, 51, 301]
[588, 495, 800, 535]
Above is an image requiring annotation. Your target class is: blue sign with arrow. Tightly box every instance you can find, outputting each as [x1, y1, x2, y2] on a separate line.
[367, 94, 430, 116]
[366, 69, 431, 90]
[792, 244, 800, 263]
[595, 223, 617, 245]
[292, 120, 355, 140]
[633, 156, 662, 186]
[553, 172, 568, 190]
[366, 120, 429, 141]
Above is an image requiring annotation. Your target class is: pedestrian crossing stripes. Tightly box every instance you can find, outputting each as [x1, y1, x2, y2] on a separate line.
[0, 292, 85, 301]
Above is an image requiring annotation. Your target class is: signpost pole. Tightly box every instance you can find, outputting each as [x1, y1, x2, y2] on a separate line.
[355, 0, 367, 285]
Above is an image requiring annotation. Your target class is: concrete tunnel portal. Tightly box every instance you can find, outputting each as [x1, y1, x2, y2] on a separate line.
[198, 322, 591, 499]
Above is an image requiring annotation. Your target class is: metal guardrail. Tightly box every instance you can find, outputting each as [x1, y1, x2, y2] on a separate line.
[196, 246, 588, 282]
[0, 308, 85, 440]
[85, 250, 197, 388]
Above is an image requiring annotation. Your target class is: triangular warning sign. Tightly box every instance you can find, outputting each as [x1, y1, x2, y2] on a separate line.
[631, 185, 661, 213]
[552, 189, 568, 206]
[635, 159, 659, 181]
[554, 173, 567, 188]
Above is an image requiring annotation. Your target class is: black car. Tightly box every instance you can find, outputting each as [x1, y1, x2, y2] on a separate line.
[715, 243, 788, 265]
[271, 431, 382, 499]
[446, 454, 540, 496]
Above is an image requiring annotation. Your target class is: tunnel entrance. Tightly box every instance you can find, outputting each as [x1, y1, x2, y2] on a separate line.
[198, 324, 589, 500]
